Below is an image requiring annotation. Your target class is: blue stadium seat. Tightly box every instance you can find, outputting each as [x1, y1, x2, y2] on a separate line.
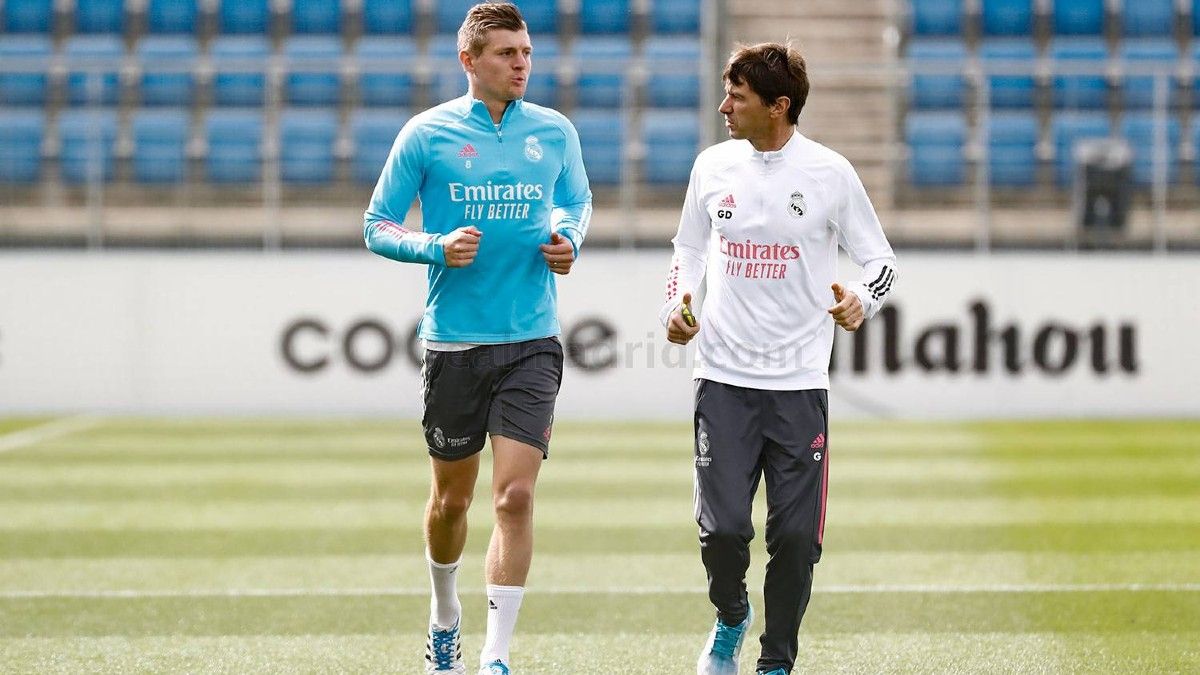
[137, 36, 198, 106]
[573, 36, 632, 108]
[0, 36, 52, 105]
[0, 111, 44, 183]
[911, 0, 962, 36]
[1194, 43, 1200, 105]
[906, 111, 967, 186]
[1050, 37, 1109, 109]
[291, 0, 340, 34]
[1195, 0, 1200, 36]
[75, 0, 125, 33]
[284, 36, 343, 106]
[65, 35, 124, 106]
[356, 37, 416, 107]
[518, 0, 559, 33]
[279, 109, 339, 184]
[982, 0, 1033, 36]
[988, 112, 1039, 186]
[146, 0, 197, 33]
[579, 0, 631, 34]
[211, 36, 271, 106]
[650, 0, 700, 34]
[980, 39, 1037, 108]
[3, 0, 54, 33]
[362, 0, 413, 33]
[1122, 0, 1173, 37]
[350, 109, 410, 183]
[1120, 39, 1179, 108]
[434, 0, 472, 33]
[218, 0, 269, 33]
[572, 109, 624, 184]
[1051, 111, 1110, 184]
[58, 109, 119, 183]
[428, 35, 466, 104]
[205, 109, 263, 182]
[131, 109, 190, 183]
[1120, 113, 1181, 185]
[1052, 0, 1104, 35]
[644, 37, 700, 108]
[524, 35, 560, 107]
[908, 39, 968, 109]
[641, 109, 698, 184]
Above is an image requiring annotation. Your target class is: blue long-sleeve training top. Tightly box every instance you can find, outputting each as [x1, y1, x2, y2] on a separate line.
[364, 95, 593, 343]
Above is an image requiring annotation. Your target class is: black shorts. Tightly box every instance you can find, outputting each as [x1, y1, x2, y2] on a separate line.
[421, 337, 563, 461]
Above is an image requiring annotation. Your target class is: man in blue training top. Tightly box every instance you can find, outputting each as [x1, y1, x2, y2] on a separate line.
[362, 4, 591, 674]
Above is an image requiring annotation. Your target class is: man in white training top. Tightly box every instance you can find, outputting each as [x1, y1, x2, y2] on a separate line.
[660, 42, 898, 675]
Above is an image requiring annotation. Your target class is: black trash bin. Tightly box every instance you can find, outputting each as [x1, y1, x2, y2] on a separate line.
[1073, 138, 1132, 231]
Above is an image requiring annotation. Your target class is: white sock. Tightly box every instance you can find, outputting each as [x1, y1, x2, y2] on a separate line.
[479, 584, 524, 666]
[427, 551, 461, 629]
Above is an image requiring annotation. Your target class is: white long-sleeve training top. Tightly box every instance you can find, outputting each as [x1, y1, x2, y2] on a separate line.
[660, 130, 898, 391]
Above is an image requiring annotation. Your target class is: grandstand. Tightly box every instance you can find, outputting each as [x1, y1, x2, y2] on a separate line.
[0, 0, 1198, 248]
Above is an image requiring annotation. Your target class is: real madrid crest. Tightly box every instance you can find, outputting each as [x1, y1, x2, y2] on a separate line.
[788, 191, 806, 218]
[524, 135, 543, 162]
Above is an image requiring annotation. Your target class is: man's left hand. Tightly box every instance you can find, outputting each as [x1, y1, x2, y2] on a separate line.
[827, 282, 864, 332]
[540, 232, 575, 275]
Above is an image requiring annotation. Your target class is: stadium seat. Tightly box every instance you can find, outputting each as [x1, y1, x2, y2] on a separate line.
[350, 109, 410, 183]
[1121, 0, 1173, 37]
[58, 109, 119, 183]
[355, 37, 416, 107]
[982, 0, 1033, 36]
[1195, 0, 1200, 36]
[910, 0, 962, 36]
[980, 39, 1037, 108]
[572, 109, 624, 184]
[3, 0, 54, 33]
[517, 0, 559, 34]
[1120, 113, 1181, 185]
[218, 0, 269, 33]
[1051, 111, 1110, 184]
[65, 35, 124, 107]
[205, 109, 263, 182]
[1120, 39, 1179, 109]
[1050, 37, 1109, 109]
[362, 0, 413, 34]
[0, 110, 44, 183]
[1194, 43, 1200, 106]
[283, 36, 343, 106]
[137, 36, 198, 106]
[573, 36, 633, 108]
[211, 36, 271, 106]
[428, 35, 466, 104]
[280, 109, 339, 184]
[988, 112, 1039, 186]
[649, 0, 700, 34]
[908, 39, 968, 109]
[905, 111, 967, 186]
[644, 37, 700, 108]
[579, 0, 631, 35]
[131, 109, 190, 183]
[641, 109, 698, 184]
[0, 36, 52, 105]
[524, 35, 561, 107]
[75, 0, 125, 33]
[291, 0, 341, 34]
[1052, 0, 1104, 35]
[146, 0, 197, 33]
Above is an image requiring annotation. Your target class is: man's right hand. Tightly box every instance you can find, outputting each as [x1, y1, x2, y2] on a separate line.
[667, 292, 701, 345]
[442, 226, 482, 267]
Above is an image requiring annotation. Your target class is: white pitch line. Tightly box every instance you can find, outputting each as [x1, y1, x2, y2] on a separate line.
[3, 583, 1199, 600]
[0, 414, 104, 455]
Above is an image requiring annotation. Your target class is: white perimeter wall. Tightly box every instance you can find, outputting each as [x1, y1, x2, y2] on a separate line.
[0, 251, 1196, 419]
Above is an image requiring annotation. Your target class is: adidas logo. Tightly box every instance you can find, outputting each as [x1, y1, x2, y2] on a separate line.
[810, 433, 825, 450]
[488, 599, 498, 610]
[458, 144, 478, 159]
[718, 194, 737, 208]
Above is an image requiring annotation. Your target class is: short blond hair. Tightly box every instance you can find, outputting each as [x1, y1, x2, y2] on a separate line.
[457, 2, 527, 56]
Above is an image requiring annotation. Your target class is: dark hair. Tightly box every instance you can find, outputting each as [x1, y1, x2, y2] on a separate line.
[723, 42, 809, 125]
[458, 2, 527, 56]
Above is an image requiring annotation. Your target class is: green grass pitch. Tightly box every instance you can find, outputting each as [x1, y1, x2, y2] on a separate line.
[1, 417, 1198, 673]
